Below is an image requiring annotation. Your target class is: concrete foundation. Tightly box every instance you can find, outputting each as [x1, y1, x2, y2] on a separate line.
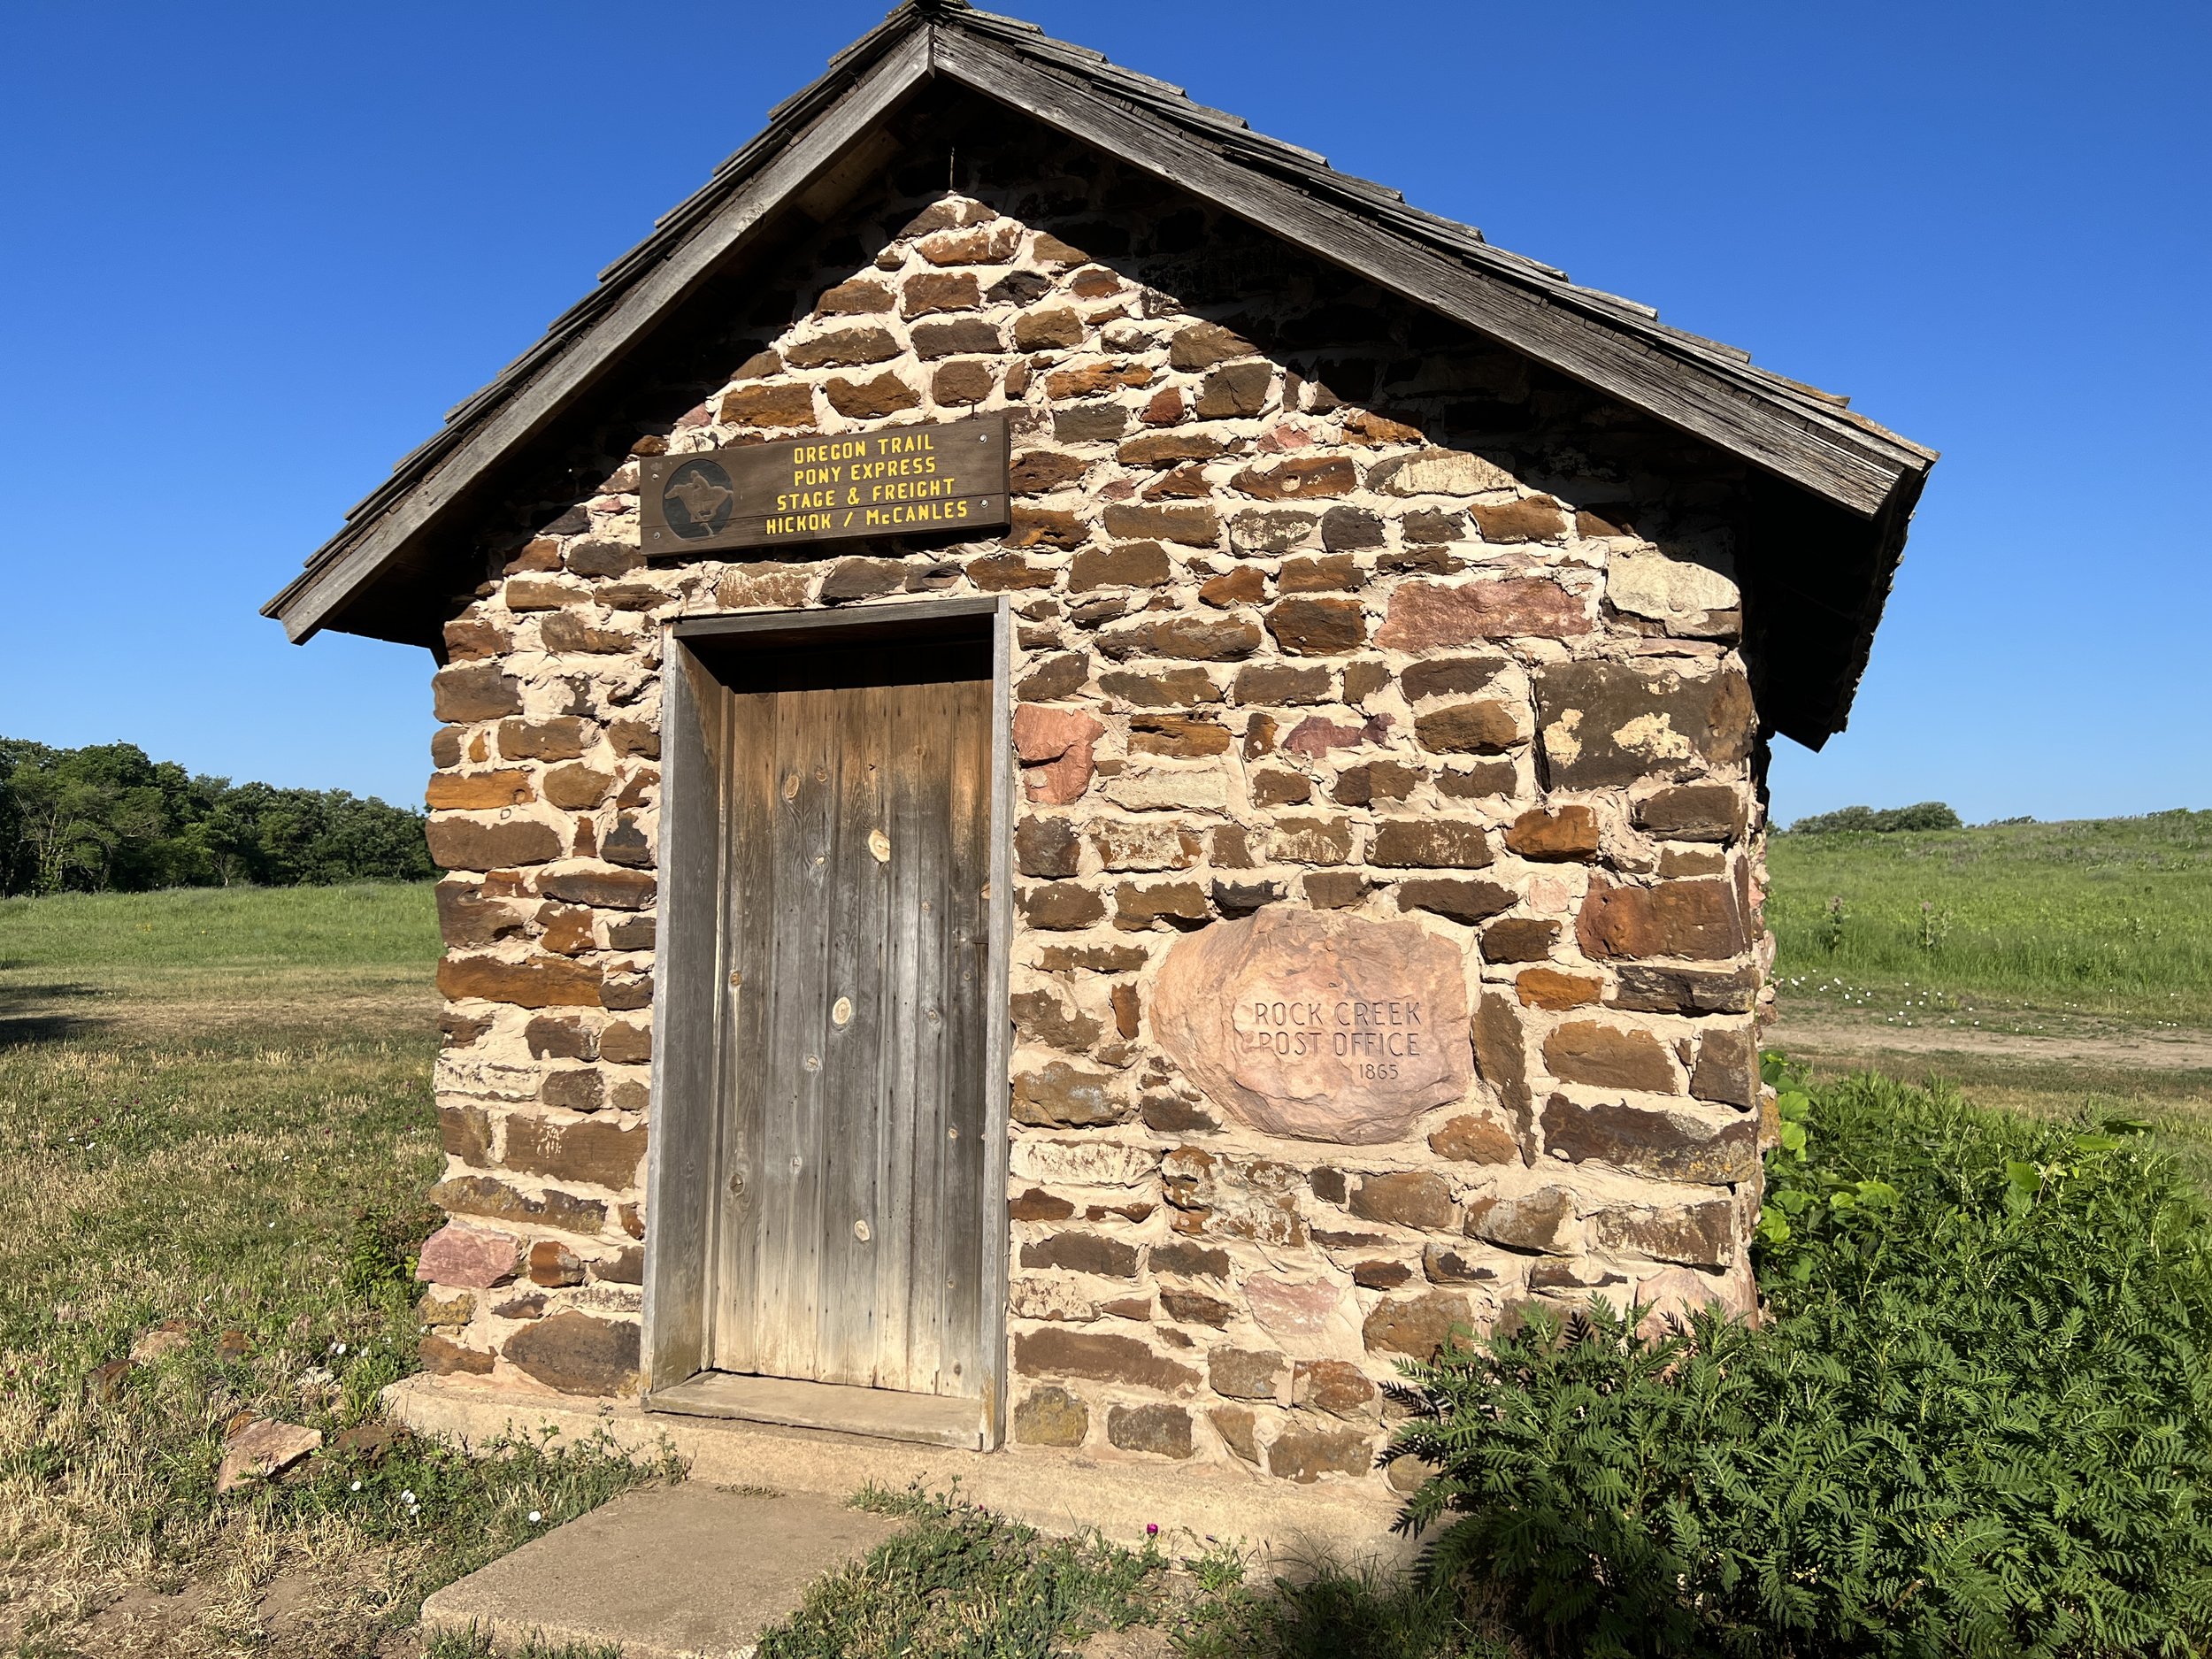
[387, 1372, 1409, 1571]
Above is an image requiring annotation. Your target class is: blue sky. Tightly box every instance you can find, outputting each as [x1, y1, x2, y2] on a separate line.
[1, 2, 2203, 825]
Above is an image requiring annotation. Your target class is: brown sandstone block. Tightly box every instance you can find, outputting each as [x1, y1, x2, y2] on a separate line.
[1539, 1095, 1759, 1184]
[420, 1333, 496, 1376]
[599, 1021, 651, 1065]
[1267, 1423, 1374, 1484]
[1015, 817, 1082, 879]
[432, 663, 523, 724]
[1689, 1025, 1761, 1108]
[1199, 566, 1266, 607]
[720, 383, 815, 428]
[1293, 1358, 1379, 1420]
[1168, 323, 1255, 369]
[426, 770, 536, 811]
[1014, 1328, 1198, 1393]
[437, 1103, 494, 1167]
[1071, 541, 1171, 590]
[967, 553, 1056, 591]
[1471, 993, 1530, 1120]
[1012, 1062, 1127, 1128]
[430, 1174, 605, 1235]
[1578, 877, 1747, 962]
[1635, 784, 1747, 844]
[900, 270, 977, 316]
[1107, 1402, 1194, 1458]
[437, 953, 603, 1010]
[1375, 579, 1589, 649]
[497, 718, 590, 763]
[1370, 819, 1493, 869]
[1129, 716, 1230, 757]
[1013, 306, 1085, 349]
[783, 326, 897, 370]
[1279, 554, 1363, 593]
[1415, 700, 1525, 755]
[1115, 881, 1210, 930]
[1470, 496, 1567, 542]
[1543, 1020, 1679, 1093]
[1019, 653, 1091, 703]
[1480, 918, 1558, 963]
[503, 1310, 640, 1396]
[1517, 969, 1602, 1010]
[442, 617, 510, 661]
[1019, 1233, 1140, 1278]
[1532, 663, 1754, 789]
[1119, 431, 1226, 467]
[1465, 1187, 1576, 1253]
[1394, 879, 1517, 926]
[1232, 457, 1356, 501]
[1588, 1199, 1737, 1268]
[1194, 361, 1272, 418]
[1348, 1171, 1455, 1230]
[1401, 656, 1506, 702]
[1427, 1114, 1520, 1164]
[1008, 449, 1087, 495]
[1013, 1385, 1089, 1447]
[932, 359, 995, 404]
[824, 372, 918, 419]
[1018, 882, 1107, 930]
[1047, 361, 1152, 399]
[1506, 806, 1600, 861]
[1266, 597, 1365, 656]
[1101, 503, 1219, 547]
[506, 1116, 646, 1191]
[1207, 1347, 1285, 1401]
[1098, 615, 1260, 661]
[1096, 666, 1218, 707]
[816, 277, 894, 315]
[426, 818, 564, 872]
[1361, 1291, 1472, 1360]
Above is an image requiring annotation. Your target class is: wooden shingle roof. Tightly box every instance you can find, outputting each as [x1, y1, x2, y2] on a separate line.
[264, 0, 1934, 746]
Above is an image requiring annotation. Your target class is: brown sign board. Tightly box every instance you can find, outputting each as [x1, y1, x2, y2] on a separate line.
[640, 415, 1010, 558]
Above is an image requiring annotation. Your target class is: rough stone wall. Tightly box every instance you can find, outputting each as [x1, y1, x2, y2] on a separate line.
[411, 139, 1772, 1489]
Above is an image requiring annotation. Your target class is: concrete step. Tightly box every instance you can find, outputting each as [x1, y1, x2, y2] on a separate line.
[420, 1482, 901, 1659]
[387, 1372, 1409, 1572]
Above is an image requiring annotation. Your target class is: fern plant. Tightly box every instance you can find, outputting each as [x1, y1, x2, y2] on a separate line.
[1389, 1069, 2212, 1657]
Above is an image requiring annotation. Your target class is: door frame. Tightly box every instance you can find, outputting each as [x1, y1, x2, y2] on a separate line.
[639, 595, 1014, 1448]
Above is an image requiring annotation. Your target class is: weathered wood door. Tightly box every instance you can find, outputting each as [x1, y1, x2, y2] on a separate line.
[710, 641, 992, 1397]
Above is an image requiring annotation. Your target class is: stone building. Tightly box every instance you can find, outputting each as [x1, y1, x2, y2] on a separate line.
[265, 2, 1933, 1488]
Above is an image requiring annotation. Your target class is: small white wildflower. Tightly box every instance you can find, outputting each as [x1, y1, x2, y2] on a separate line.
[335, 1342, 347, 1356]
[528, 1510, 543, 1524]
[350, 1479, 363, 1493]
[402, 1489, 416, 1502]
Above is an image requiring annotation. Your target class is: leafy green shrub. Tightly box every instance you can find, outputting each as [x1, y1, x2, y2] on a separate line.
[1391, 1065, 2212, 1657]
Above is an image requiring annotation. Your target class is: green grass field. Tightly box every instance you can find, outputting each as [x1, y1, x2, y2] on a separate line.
[1769, 808, 2212, 1025]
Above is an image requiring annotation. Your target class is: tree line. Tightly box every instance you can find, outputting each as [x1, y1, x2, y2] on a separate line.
[1784, 802, 1963, 835]
[0, 737, 432, 896]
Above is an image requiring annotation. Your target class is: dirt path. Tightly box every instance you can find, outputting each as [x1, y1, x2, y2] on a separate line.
[1770, 1014, 2212, 1072]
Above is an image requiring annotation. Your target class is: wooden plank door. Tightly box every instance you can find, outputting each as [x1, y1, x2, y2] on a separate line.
[710, 642, 991, 1398]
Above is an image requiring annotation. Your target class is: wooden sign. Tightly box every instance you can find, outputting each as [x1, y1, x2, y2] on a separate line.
[640, 415, 1010, 557]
